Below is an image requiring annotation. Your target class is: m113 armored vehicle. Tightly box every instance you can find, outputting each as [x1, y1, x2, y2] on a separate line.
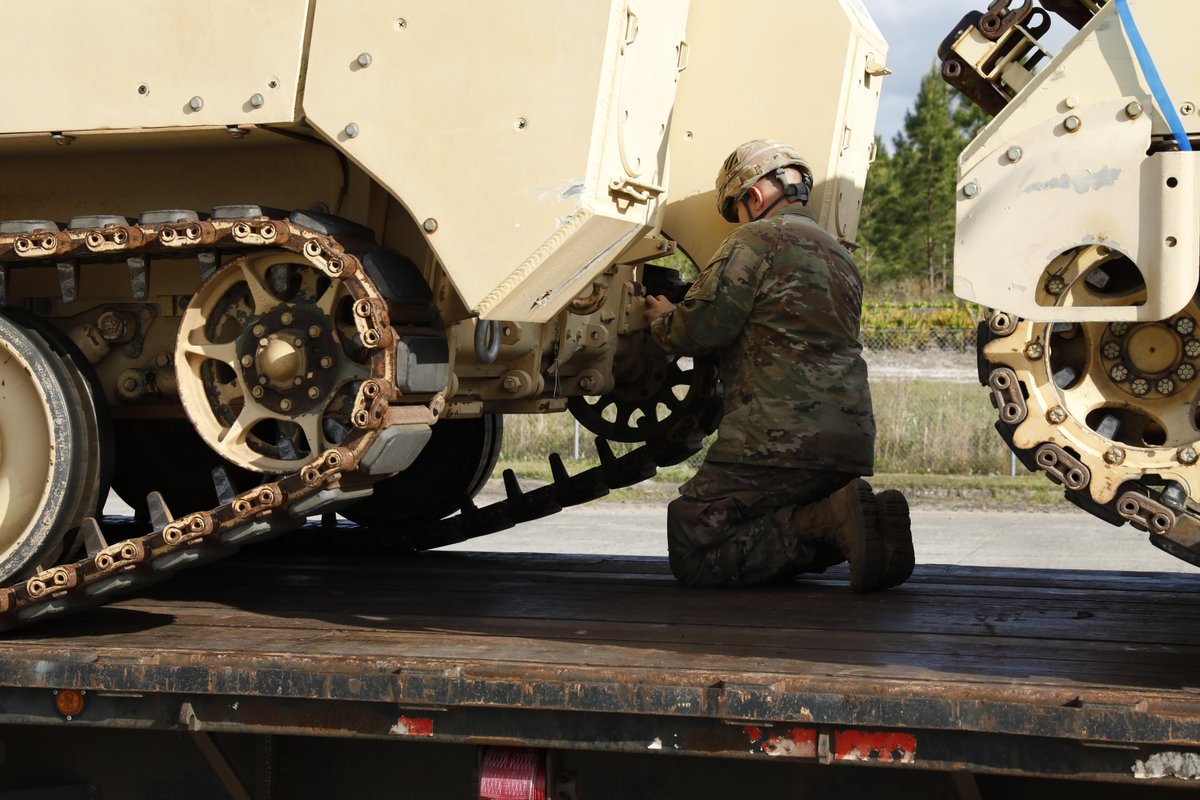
[0, 0, 886, 627]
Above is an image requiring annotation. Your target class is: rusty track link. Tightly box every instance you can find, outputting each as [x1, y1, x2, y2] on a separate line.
[0, 213, 407, 631]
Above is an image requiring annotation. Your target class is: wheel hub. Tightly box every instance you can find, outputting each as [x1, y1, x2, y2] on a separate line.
[237, 303, 341, 416]
[1099, 316, 1197, 399]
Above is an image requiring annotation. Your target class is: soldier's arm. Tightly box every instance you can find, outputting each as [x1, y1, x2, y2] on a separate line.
[649, 238, 760, 355]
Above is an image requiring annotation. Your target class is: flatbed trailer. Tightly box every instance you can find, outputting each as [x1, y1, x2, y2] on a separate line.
[0, 534, 1198, 799]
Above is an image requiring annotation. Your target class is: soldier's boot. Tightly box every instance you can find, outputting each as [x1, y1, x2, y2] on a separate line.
[792, 479, 885, 593]
[875, 489, 915, 590]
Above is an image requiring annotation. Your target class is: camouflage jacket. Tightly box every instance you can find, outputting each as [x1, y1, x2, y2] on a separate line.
[650, 206, 875, 473]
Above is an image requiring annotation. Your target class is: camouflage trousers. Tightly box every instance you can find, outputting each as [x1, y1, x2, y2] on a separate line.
[667, 460, 854, 587]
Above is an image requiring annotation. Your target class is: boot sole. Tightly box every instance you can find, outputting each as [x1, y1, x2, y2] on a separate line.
[848, 480, 886, 594]
[876, 489, 914, 590]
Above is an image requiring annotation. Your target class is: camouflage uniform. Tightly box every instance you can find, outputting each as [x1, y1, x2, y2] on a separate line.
[650, 205, 875, 586]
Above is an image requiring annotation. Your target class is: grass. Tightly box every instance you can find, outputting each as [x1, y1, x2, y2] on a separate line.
[493, 379, 1061, 510]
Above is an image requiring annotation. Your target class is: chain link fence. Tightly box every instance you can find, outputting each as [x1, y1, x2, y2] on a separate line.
[862, 327, 978, 352]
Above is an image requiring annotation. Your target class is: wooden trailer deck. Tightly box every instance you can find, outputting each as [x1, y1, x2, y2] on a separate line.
[0, 546, 1199, 785]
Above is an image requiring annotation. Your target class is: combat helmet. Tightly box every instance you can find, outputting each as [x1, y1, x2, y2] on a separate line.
[715, 139, 813, 222]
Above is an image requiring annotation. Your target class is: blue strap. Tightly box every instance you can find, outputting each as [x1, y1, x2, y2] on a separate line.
[1114, 0, 1192, 152]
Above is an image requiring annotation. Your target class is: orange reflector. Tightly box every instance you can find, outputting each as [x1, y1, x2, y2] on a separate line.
[54, 689, 85, 717]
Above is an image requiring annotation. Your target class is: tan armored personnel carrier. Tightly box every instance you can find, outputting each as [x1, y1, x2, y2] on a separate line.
[0, 0, 886, 626]
[942, 1, 1200, 564]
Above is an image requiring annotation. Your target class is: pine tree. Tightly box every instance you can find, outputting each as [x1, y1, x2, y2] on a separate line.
[859, 65, 990, 298]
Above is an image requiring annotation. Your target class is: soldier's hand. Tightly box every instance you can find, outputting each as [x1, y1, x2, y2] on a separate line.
[643, 294, 675, 325]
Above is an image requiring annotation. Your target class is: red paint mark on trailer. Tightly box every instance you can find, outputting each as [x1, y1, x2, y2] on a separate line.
[390, 716, 434, 736]
[835, 730, 917, 763]
[744, 725, 762, 743]
[763, 728, 819, 758]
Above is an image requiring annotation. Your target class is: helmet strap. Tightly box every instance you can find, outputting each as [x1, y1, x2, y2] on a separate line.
[774, 166, 811, 206]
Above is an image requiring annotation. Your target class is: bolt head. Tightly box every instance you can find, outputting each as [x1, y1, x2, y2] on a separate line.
[1126, 101, 1144, 119]
[357, 52, 373, 67]
[280, 399, 293, 412]
[1181, 102, 1196, 116]
[1179, 447, 1198, 466]
[423, 218, 439, 233]
[1104, 447, 1126, 465]
[1024, 342, 1044, 360]
[1047, 406, 1067, 424]
[293, 338, 305, 348]
[1006, 146, 1023, 163]
[320, 356, 333, 369]
[189, 96, 204, 111]
[308, 387, 320, 399]
[309, 326, 322, 338]
[251, 386, 264, 398]
[252, 324, 266, 337]
[344, 122, 360, 138]
[280, 312, 294, 325]
[1064, 115, 1082, 132]
[962, 181, 980, 199]
[249, 93, 264, 108]
[241, 355, 254, 368]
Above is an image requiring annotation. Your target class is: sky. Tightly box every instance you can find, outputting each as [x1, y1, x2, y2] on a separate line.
[859, 0, 1071, 144]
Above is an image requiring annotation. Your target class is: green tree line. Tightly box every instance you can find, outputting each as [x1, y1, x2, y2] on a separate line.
[858, 66, 990, 302]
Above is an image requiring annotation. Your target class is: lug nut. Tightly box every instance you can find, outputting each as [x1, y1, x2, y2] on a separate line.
[1178, 447, 1198, 466]
[1110, 322, 1130, 337]
[280, 312, 293, 325]
[293, 376, 304, 386]
[1176, 317, 1196, 336]
[1047, 406, 1067, 424]
[1104, 446, 1126, 465]
[308, 387, 321, 399]
[320, 356, 333, 369]
[252, 324, 266, 337]
[309, 326, 322, 338]
[251, 386, 264, 398]
[1131, 378, 1150, 396]
[280, 399, 293, 412]
[1111, 365, 1129, 382]
[241, 355, 254, 368]
[1102, 342, 1121, 360]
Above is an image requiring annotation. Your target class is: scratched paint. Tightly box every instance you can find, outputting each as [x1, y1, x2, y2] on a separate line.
[1133, 752, 1200, 780]
[763, 728, 819, 758]
[389, 716, 434, 736]
[744, 725, 818, 758]
[1024, 166, 1121, 195]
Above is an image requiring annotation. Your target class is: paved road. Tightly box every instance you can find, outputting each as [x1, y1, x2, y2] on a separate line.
[435, 492, 1199, 574]
[103, 489, 1200, 574]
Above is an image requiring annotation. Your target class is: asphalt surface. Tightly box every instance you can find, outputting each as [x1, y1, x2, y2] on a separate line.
[102, 486, 1200, 574]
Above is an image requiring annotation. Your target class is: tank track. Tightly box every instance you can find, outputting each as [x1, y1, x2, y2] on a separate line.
[0, 211, 422, 631]
[978, 311, 1200, 567]
[0, 211, 724, 631]
[303, 366, 722, 554]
